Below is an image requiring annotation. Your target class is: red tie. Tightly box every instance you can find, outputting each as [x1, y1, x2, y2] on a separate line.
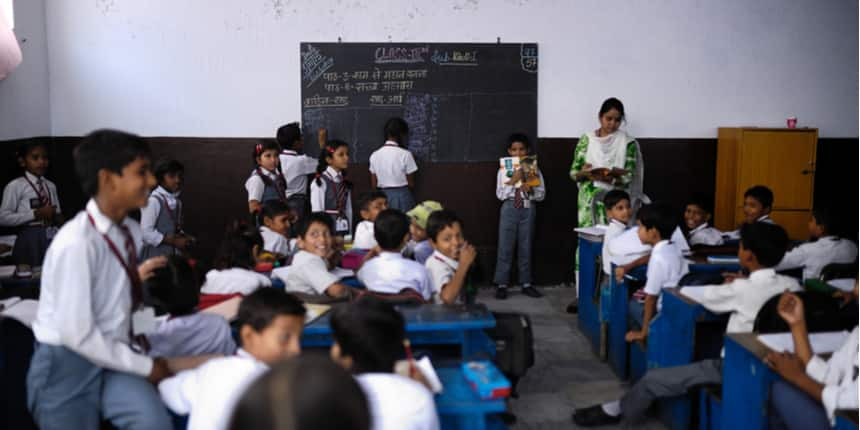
[334, 175, 348, 213]
[118, 224, 143, 309]
[514, 188, 524, 209]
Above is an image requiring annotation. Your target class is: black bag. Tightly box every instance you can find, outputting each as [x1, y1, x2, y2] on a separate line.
[485, 312, 535, 397]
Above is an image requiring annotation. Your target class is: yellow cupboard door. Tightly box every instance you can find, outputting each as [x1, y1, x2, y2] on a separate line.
[736, 130, 816, 210]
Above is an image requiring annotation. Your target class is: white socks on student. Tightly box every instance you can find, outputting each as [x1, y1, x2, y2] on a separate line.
[601, 400, 621, 417]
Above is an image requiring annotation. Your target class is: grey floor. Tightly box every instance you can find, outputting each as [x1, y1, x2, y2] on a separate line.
[477, 286, 667, 430]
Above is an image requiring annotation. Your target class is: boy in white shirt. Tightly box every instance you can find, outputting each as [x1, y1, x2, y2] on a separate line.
[353, 191, 388, 250]
[683, 195, 724, 247]
[285, 212, 353, 298]
[406, 200, 443, 264]
[358, 209, 433, 300]
[330, 297, 440, 430]
[258, 201, 297, 262]
[600, 190, 633, 277]
[369, 117, 419, 212]
[625, 202, 689, 344]
[27, 130, 172, 429]
[767, 286, 858, 429]
[424, 210, 477, 305]
[725, 185, 777, 240]
[276, 123, 326, 229]
[575, 222, 799, 426]
[775, 207, 858, 281]
[159, 288, 306, 430]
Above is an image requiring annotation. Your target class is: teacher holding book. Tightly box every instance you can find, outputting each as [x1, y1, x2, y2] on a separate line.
[567, 97, 646, 312]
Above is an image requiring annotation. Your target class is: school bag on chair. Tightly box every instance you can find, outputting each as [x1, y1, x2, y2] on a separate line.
[484, 312, 535, 398]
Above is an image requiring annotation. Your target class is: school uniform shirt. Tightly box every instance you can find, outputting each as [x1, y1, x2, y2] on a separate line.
[687, 223, 725, 247]
[244, 168, 283, 202]
[368, 141, 418, 188]
[353, 220, 377, 249]
[775, 236, 858, 281]
[723, 215, 777, 240]
[495, 168, 546, 202]
[285, 250, 340, 295]
[413, 240, 434, 265]
[310, 166, 353, 225]
[31, 199, 152, 377]
[200, 268, 272, 295]
[601, 219, 628, 275]
[278, 149, 318, 197]
[671, 226, 691, 255]
[260, 226, 296, 257]
[806, 326, 859, 424]
[425, 250, 460, 304]
[642, 240, 689, 310]
[606, 226, 652, 267]
[687, 268, 801, 334]
[140, 186, 180, 247]
[357, 251, 433, 300]
[146, 312, 236, 358]
[158, 348, 269, 430]
[357, 373, 440, 430]
[0, 171, 61, 226]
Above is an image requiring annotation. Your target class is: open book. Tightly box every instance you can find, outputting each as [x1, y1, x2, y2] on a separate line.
[499, 155, 541, 187]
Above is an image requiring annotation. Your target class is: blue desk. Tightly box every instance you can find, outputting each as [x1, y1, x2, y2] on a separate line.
[436, 366, 507, 430]
[302, 304, 496, 360]
[577, 233, 604, 355]
[604, 265, 645, 380]
[722, 333, 780, 430]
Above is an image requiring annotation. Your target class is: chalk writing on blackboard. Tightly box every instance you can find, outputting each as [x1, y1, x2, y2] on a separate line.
[374, 46, 430, 64]
[302, 45, 335, 87]
[403, 93, 435, 160]
[431, 49, 479, 66]
[520, 44, 538, 74]
[304, 94, 350, 108]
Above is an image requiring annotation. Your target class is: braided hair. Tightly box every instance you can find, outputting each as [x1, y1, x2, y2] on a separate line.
[314, 139, 352, 189]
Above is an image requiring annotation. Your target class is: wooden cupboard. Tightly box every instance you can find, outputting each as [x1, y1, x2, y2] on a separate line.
[715, 128, 818, 240]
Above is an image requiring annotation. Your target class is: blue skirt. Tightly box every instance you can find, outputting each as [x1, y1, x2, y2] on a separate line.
[381, 186, 416, 212]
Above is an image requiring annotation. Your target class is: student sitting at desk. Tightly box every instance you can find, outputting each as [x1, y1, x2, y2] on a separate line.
[724, 185, 777, 240]
[330, 296, 439, 430]
[766, 287, 858, 430]
[145, 255, 236, 357]
[573, 222, 799, 427]
[683, 194, 724, 247]
[357, 209, 432, 301]
[258, 201, 297, 263]
[159, 288, 306, 430]
[774, 207, 858, 281]
[624, 202, 689, 344]
[285, 212, 353, 298]
[600, 190, 633, 279]
[424, 210, 477, 305]
[201, 222, 272, 295]
[353, 191, 388, 250]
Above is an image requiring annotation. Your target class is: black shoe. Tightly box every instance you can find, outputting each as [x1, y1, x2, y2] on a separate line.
[521, 286, 543, 298]
[572, 404, 621, 427]
[495, 287, 508, 300]
[566, 299, 578, 314]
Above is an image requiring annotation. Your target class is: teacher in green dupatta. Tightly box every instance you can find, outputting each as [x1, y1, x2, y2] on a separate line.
[566, 97, 646, 313]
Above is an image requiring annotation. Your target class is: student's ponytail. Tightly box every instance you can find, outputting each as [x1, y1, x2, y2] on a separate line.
[314, 140, 351, 187]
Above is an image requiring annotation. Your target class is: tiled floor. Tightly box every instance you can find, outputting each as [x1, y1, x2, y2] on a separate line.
[477, 286, 667, 430]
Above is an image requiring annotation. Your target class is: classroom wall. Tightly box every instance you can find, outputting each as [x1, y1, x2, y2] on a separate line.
[0, 0, 49, 140]
[40, 0, 859, 138]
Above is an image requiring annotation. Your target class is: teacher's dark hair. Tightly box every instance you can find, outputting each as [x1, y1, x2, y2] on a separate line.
[599, 98, 625, 122]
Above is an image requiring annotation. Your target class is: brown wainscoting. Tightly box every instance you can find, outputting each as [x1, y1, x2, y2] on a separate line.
[1, 136, 854, 284]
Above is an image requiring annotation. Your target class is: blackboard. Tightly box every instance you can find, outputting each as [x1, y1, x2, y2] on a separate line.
[300, 42, 538, 163]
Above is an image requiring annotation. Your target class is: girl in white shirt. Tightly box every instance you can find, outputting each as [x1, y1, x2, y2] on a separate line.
[310, 139, 353, 237]
[201, 221, 271, 295]
[245, 140, 288, 216]
[141, 158, 193, 259]
[144, 255, 236, 357]
[368, 117, 419, 212]
[0, 141, 63, 266]
[330, 296, 440, 430]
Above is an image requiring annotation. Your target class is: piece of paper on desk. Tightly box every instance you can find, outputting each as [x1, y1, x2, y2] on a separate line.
[304, 303, 331, 325]
[201, 296, 242, 321]
[395, 356, 443, 393]
[828, 278, 856, 292]
[0, 235, 14, 257]
[758, 331, 850, 354]
[331, 267, 354, 279]
[0, 298, 39, 328]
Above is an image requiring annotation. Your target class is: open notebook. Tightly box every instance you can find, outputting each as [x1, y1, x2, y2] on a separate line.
[201, 296, 330, 325]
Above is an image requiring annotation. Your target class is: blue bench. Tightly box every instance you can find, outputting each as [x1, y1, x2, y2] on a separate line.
[576, 233, 604, 355]
[436, 365, 508, 430]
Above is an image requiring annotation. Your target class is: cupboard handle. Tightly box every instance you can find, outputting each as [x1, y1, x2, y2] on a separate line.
[801, 169, 815, 175]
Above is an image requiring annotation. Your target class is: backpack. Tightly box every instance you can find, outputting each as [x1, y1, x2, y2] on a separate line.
[484, 312, 535, 397]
